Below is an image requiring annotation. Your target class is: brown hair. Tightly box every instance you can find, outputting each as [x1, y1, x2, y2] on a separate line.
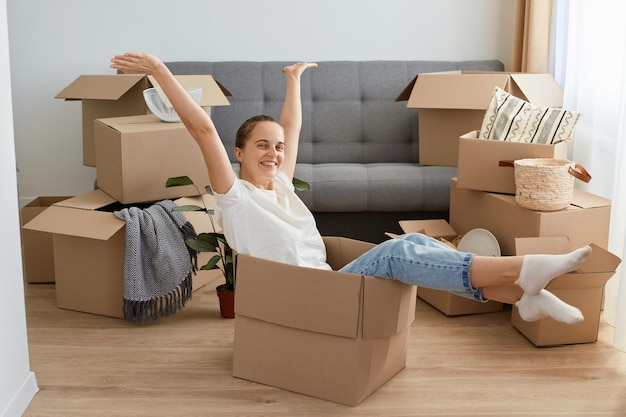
[235, 115, 278, 149]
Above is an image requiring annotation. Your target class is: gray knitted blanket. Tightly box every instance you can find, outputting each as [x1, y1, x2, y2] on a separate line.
[114, 200, 198, 324]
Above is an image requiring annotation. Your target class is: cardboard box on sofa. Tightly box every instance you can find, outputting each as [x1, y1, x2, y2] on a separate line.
[22, 190, 219, 318]
[20, 196, 73, 283]
[449, 178, 611, 256]
[511, 237, 620, 346]
[456, 130, 569, 194]
[396, 72, 562, 167]
[56, 74, 231, 167]
[232, 236, 416, 407]
[94, 114, 211, 204]
[398, 219, 504, 316]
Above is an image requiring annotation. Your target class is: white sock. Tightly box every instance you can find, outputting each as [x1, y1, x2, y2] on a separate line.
[516, 290, 584, 324]
[516, 245, 592, 295]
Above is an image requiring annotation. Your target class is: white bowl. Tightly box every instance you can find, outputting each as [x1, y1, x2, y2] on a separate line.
[143, 86, 202, 122]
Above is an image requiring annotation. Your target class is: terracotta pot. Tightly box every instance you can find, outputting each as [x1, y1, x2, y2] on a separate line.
[216, 285, 235, 319]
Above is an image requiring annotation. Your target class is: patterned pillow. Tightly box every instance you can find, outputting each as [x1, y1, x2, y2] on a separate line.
[479, 87, 581, 144]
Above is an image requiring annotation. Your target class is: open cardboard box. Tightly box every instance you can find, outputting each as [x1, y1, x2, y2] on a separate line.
[449, 178, 611, 256]
[511, 237, 621, 346]
[56, 74, 231, 166]
[396, 71, 562, 167]
[397, 219, 504, 316]
[94, 114, 211, 204]
[456, 130, 569, 194]
[20, 196, 73, 283]
[22, 190, 219, 318]
[232, 237, 416, 406]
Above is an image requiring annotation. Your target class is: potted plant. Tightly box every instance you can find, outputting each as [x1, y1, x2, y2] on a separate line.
[166, 175, 310, 318]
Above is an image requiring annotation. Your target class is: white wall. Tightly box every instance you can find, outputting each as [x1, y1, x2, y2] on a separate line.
[8, 0, 515, 205]
[1, 0, 39, 415]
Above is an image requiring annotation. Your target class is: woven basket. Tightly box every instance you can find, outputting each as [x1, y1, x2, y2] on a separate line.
[512, 158, 591, 211]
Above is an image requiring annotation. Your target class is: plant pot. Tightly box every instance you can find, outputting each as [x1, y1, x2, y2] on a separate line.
[216, 284, 235, 319]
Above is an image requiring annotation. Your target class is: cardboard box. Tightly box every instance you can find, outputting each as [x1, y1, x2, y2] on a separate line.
[56, 74, 231, 166]
[511, 237, 620, 346]
[396, 72, 562, 167]
[232, 237, 416, 406]
[449, 178, 611, 256]
[22, 190, 219, 318]
[94, 114, 211, 204]
[20, 196, 73, 283]
[398, 219, 504, 315]
[456, 130, 569, 194]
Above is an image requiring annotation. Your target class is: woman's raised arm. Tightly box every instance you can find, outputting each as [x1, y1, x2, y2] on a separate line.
[110, 52, 235, 195]
[279, 62, 317, 180]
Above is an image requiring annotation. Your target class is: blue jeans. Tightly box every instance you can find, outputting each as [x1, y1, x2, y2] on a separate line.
[339, 233, 485, 302]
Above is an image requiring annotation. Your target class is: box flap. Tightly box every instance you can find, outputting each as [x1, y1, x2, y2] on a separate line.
[515, 238, 621, 274]
[570, 188, 611, 209]
[235, 254, 362, 338]
[53, 189, 117, 210]
[578, 243, 621, 273]
[323, 236, 376, 270]
[22, 205, 124, 240]
[403, 72, 509, 110]
[509, 73, 563, 107]
[395, 75, 418, 102]
[148, 75, 232, 107]
[55, 74, 147, 101]
[399, 219, 457, 238]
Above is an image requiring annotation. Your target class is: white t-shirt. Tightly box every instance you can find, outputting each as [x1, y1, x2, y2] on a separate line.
[213, 171, 332, 270]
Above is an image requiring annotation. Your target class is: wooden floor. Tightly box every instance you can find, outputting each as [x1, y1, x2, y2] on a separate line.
[23, 277, 626, 417]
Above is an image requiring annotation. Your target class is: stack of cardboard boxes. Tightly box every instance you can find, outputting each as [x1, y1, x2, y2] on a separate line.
[398, 70, 621, 347]
[22, 73, 232, 318]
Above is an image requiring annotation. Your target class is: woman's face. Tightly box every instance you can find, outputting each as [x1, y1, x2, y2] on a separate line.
[235, 121, 285, 189]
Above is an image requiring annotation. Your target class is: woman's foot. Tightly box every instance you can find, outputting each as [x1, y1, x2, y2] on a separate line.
[516, 290, 584, 324]
[516, 245, 592, 295]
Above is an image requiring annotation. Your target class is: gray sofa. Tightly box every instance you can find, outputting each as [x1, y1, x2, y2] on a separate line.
[166, 60, 504, 242]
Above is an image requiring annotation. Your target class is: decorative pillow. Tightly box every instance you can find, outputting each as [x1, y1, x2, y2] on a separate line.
[479, 87, 581, 144]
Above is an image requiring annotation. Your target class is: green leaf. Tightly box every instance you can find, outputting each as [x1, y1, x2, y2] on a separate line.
[205, 185, 214, 195]
[292, 177, 310, 191]
[185, 235, 218, 252]
[172, 205, 205, 212]
[199, 255, 222, 271]
[166, 176, 194, 187]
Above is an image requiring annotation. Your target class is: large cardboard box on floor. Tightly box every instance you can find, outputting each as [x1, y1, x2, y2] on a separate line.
[511, 237, 620, 346]
[456, 130, 569, 194]
[56, 74, 231, 166]
[94, 114, 211, 204]
[232, 237, 416, 406]
[398, 219, 504, 316]
[20, 196, 73, 283]
[396, 72, 562, 167]
[22, 191, 219, 318]
[449, 178, 611, 256]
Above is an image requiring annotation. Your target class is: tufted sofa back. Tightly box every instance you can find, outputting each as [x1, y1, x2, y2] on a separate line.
[165, 60, 504, 165]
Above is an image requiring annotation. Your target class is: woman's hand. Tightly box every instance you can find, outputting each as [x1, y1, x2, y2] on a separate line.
[110, 52, 165, 75]
[282, 62, 318, 79]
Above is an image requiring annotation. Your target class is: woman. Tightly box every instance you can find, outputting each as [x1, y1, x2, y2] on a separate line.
[111, 52, 591, 324]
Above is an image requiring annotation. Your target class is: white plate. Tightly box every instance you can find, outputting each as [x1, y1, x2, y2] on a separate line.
[456, 228, 501, 257]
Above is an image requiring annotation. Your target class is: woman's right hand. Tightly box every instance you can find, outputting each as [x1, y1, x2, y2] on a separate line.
[110, 52, 165, 75]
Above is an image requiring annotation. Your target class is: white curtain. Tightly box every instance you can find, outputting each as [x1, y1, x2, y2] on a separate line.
[552, 0, 626, 351]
